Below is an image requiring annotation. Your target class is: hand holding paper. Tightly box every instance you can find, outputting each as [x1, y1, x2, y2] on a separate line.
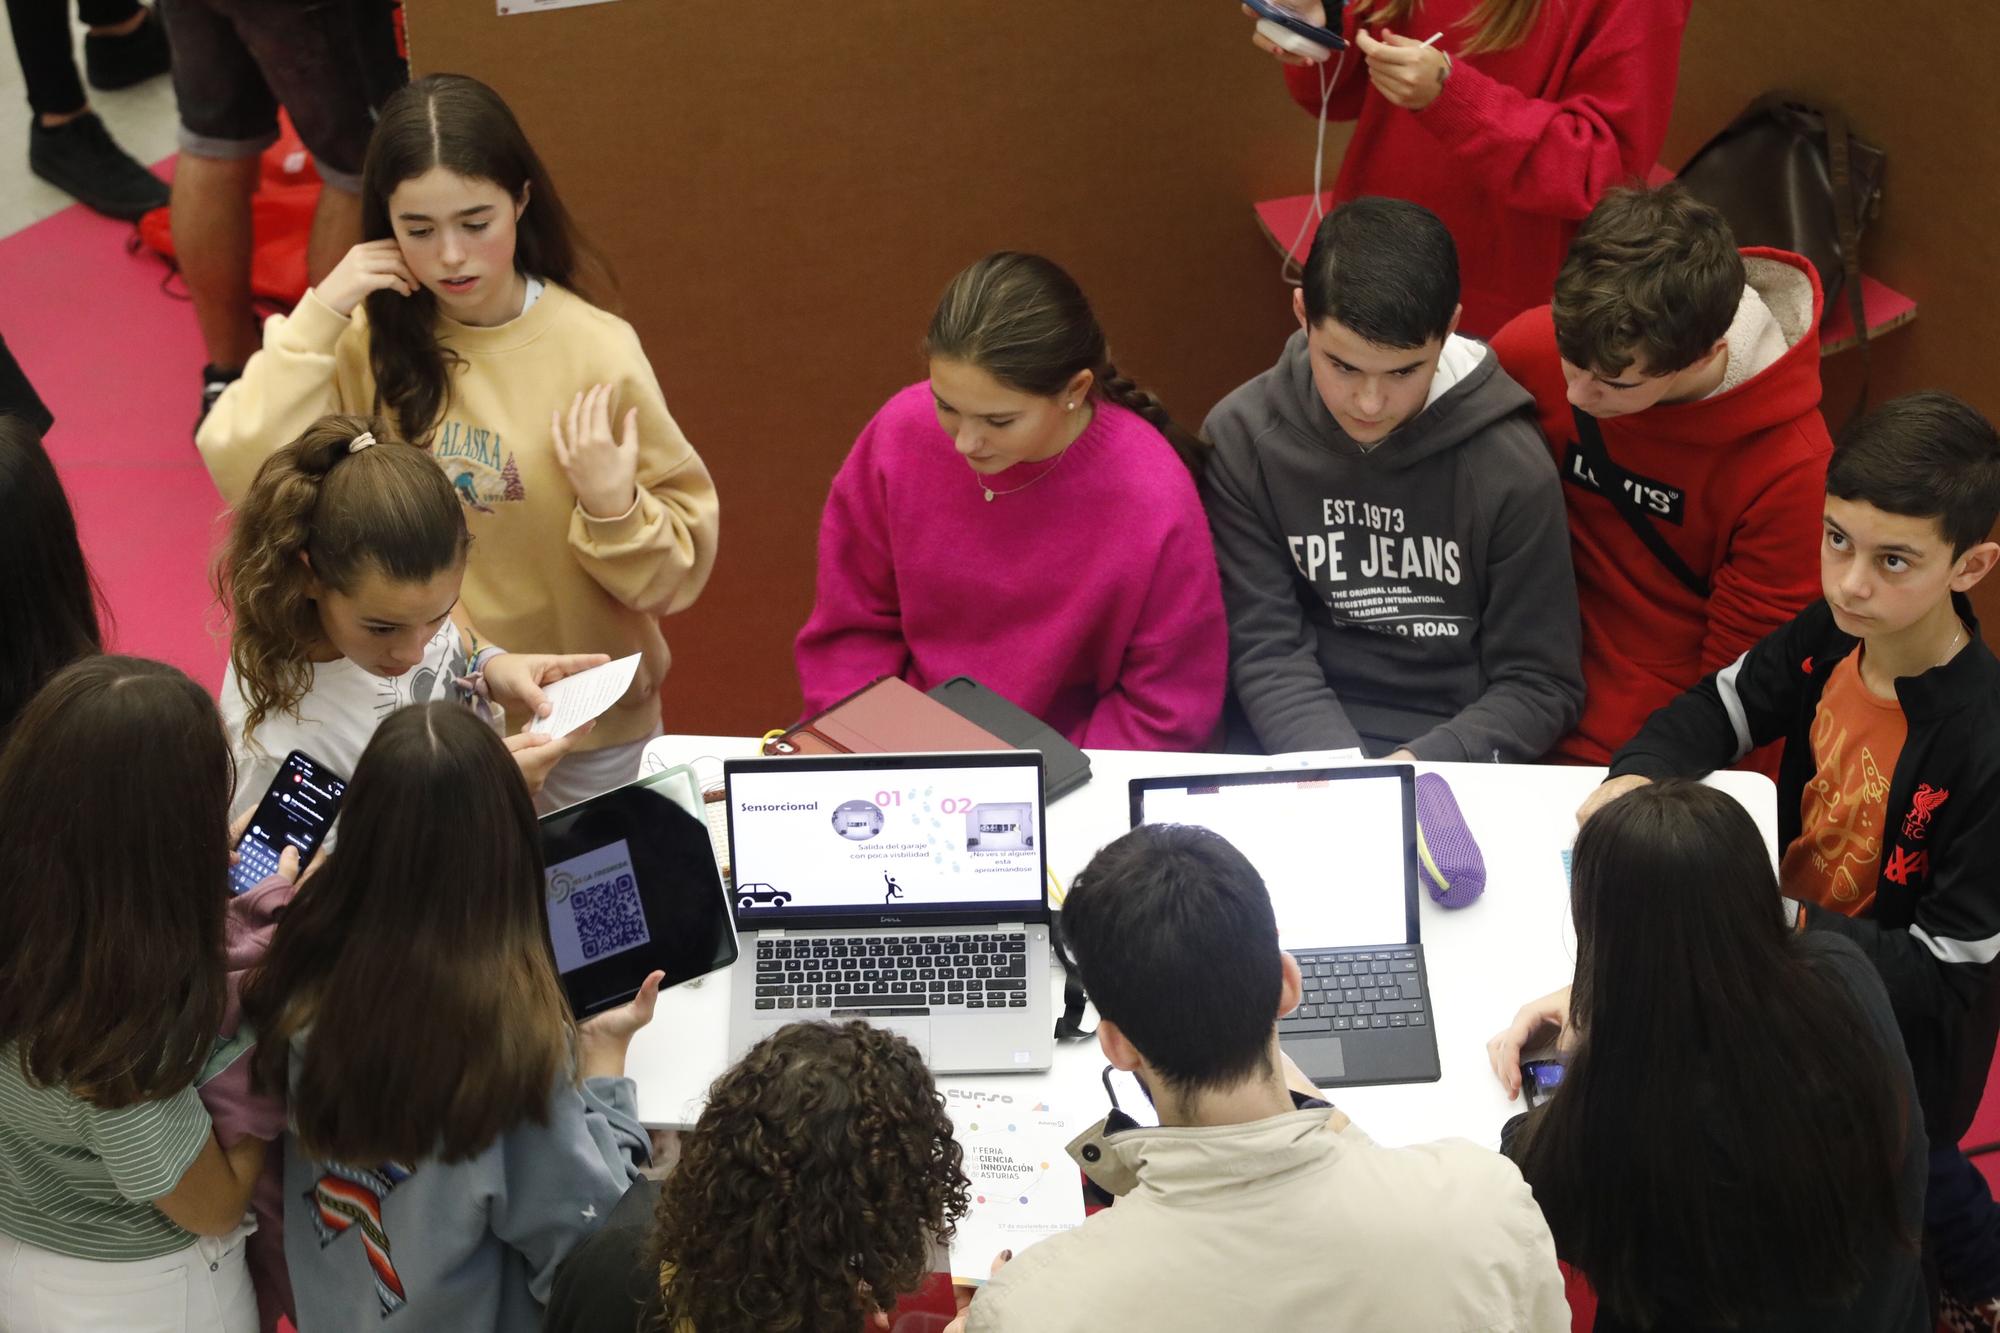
[525, 652, 642, 740]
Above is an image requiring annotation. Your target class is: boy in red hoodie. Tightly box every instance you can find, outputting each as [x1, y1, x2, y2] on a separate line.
[1490, 183, 1833, 766]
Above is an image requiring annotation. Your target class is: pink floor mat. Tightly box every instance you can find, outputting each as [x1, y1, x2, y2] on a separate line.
[4, 157, 231, 692]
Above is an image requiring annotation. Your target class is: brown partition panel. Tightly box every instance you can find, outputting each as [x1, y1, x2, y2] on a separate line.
[408, 0, 1336, 733]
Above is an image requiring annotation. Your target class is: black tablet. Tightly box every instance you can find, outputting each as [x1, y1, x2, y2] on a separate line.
[538, 768, 737, 1020]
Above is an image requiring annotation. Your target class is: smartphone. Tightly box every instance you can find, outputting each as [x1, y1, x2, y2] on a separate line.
[1242, 0, 1348, 57]
[1101, 1066, 1160, 1128]
[230, 750, 347, 895]
[1521, 1056, 1566, 1110]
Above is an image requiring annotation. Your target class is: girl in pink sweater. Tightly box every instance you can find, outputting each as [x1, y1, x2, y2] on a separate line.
[794, 252, 1226, 752]
[1254, 0, 1691, 336]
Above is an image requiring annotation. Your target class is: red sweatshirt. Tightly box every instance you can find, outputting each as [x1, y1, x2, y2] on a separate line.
[1490, 249, 1833, 765]
[1283, 0, 1690, 336]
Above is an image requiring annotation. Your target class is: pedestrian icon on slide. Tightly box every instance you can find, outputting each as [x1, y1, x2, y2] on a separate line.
[884, 872, 905, 903]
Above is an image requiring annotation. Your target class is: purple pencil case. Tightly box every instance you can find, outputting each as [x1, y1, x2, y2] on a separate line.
[1415, 771, 1485, 909]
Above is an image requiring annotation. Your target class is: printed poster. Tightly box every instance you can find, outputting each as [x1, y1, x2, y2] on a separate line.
[941, 1088, 1085, 1285]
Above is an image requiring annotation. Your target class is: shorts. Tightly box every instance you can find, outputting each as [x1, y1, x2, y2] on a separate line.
[159, 0, 406, 193]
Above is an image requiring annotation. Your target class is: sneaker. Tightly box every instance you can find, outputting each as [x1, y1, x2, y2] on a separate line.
[197, 364, 243, 436]
[28, 112, 170, 221]
[1939, 1290, 2000, 1332]
[84, 6, 171, 91]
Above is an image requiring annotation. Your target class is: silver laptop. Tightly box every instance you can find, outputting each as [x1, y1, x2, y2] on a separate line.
[1129, 764, 1440, 1087]
[724, 751, 1053, 1073]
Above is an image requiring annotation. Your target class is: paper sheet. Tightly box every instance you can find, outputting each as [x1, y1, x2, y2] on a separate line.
[497, 0, 618, 15]
[525, 653, 641, 740]
[942, 1089, 1085, 1285]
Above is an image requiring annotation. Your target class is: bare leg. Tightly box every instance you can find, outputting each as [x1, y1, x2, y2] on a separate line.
[170, 152, 260, 371]
[306, 183, 362, 287]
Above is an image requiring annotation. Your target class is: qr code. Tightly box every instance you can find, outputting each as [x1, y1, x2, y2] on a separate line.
[572, 874, 649, 961]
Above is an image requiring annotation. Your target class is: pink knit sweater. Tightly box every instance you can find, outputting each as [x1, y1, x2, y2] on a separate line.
[795, 383, 1227, 751]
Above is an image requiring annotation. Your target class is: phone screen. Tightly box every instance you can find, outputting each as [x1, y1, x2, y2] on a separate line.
[231, 750, 347, 895]
[1521, 1058, 1566, 1110]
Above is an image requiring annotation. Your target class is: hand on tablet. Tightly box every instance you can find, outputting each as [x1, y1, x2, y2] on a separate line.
[577, 970, 665, 1079]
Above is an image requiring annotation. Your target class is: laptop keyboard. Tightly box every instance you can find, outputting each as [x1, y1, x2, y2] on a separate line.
[1282, 947, 1429, 1034]
[753, 932, 1031, 1013]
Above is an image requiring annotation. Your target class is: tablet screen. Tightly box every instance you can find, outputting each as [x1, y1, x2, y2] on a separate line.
[539, 772, 736, 1019]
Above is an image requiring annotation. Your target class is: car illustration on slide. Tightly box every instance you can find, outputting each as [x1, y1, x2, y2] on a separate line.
[737, 882, 791, 910]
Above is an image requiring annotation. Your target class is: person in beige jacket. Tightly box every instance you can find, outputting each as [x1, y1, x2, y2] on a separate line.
[196, 75, 718, 810]
[953, 823, 1568, 1333]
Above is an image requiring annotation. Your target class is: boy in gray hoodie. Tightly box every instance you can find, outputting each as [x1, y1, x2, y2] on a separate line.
[1203, 198, 1583, 760]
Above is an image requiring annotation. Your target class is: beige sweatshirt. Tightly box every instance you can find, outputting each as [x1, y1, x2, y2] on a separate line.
[968, 1108, 1568, 1333]
[197, 284, 720, 749]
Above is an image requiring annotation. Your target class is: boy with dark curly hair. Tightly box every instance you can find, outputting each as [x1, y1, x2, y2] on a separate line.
[544, 1020, 970, 1333]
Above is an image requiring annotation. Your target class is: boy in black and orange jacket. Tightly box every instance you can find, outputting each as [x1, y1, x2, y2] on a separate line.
[1583, 393, 2000, 1317]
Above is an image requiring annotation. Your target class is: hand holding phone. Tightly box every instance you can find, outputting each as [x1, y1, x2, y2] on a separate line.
[229, 750, 347, 896]
[1243, 0, 1346, 63]
[1520, 1053, 1565, 1110]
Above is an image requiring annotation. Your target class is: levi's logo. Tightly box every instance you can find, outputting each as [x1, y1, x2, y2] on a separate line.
[1903, 785, 1950, 840]
[1563, 444, 1687, 525]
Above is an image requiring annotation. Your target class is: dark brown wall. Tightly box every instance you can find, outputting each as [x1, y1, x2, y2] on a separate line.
[411, 0, 2000, 729]
[408, 1, 1329, 733]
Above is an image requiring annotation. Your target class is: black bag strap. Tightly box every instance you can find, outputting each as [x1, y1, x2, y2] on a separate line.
[1571, 406, 1709, 598]
[1824, 103, 1870, 421]
[1049, 912, 1093, 1041]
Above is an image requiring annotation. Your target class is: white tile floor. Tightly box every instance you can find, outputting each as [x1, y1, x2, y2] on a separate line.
[0, 1, 179, 240]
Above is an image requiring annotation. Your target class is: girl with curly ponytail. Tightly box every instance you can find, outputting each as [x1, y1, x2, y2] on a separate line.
[214, 412, 610, 815]
[795, 251, 1228, 751]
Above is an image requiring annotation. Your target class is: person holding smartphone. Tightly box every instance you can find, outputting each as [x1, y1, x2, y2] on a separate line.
[0, 657, 273, 1330]
[1246, 0, 1692, 337]
[1487, 782, 1925, 1331]
[240, 703, 660, 1332]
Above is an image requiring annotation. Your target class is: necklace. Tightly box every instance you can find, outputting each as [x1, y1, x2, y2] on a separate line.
[979, 445, 1072, 502]
[1937, 623, 1966, 669]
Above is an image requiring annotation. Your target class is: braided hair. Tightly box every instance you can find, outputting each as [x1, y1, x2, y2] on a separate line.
[924, 251, 1211, 479]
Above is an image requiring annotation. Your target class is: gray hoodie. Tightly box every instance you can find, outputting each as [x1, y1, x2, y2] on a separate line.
[1202, 331, 1582, 760]
[282, 1061, 649, 1333]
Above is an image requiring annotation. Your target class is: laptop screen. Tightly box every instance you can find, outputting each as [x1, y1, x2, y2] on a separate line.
[726, 752, 1048, 927]
[1129, 766, 1417, 951]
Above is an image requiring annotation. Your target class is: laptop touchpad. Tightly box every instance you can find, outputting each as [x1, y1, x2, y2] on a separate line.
[1288, 1035, 1345, 1082]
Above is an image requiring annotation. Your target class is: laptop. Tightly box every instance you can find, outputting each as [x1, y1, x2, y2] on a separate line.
[1129, 764, 1440, 1087]
[724, 751, 1054, 1073]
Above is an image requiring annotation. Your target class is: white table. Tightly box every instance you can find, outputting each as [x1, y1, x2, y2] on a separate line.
[629, 738, 1776, 1149]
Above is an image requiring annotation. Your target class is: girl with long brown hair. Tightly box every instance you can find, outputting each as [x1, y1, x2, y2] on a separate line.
[240, 703, 662, 1332]
[215, 412, 610, 814]
[794, 251, 1227, 750]
[1248, 0, 1692, 337]
[197, 73, 719, 811]
[0, 657, 270, 1330]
